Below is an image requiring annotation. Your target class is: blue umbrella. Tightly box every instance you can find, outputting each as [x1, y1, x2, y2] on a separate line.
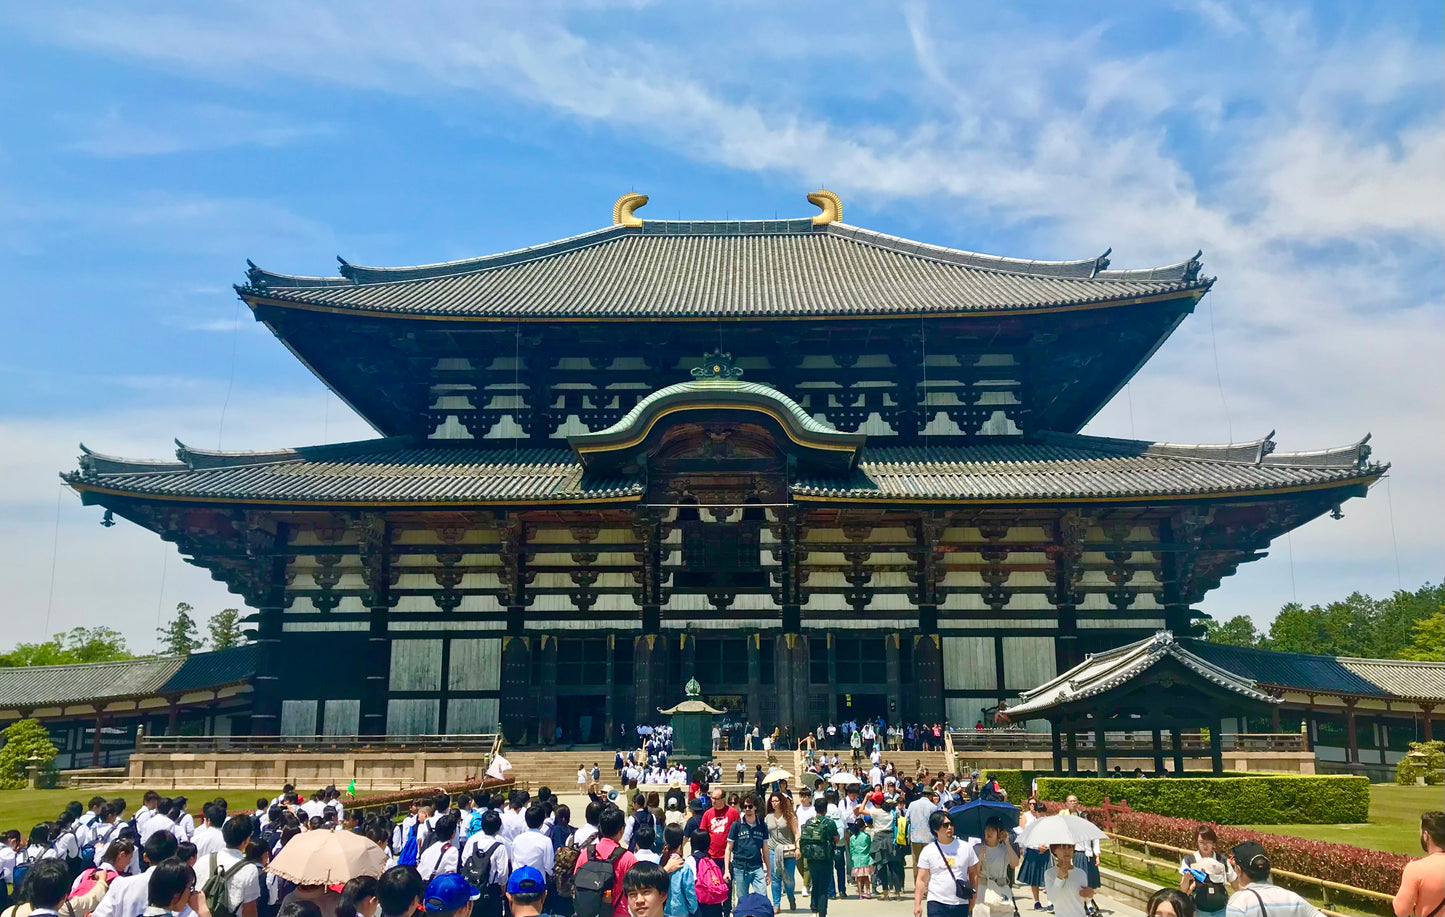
[947, 799, 1021, 841]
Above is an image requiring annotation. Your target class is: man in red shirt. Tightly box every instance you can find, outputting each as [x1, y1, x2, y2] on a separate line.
[705, 786, 740, 913]
[573, 806, 637, 917]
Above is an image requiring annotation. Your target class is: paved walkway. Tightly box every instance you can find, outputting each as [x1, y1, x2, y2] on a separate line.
[553, 792, 1140, 915]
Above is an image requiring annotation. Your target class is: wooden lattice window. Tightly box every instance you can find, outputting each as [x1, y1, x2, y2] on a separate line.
[681, 521, 762, 571]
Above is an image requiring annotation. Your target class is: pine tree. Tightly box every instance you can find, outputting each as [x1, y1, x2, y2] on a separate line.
[157, 602, 203, 656]
[208, 608, 245, 650]
[0, 719, 59, 788]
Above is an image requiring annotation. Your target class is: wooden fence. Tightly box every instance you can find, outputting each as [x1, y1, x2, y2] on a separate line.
[1090, 796, 1395, 917]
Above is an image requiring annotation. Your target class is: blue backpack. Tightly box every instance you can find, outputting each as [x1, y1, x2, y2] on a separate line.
[467, 810, 485, 839]
[12, 849, 39, 897]
[396, 822, 420, 867]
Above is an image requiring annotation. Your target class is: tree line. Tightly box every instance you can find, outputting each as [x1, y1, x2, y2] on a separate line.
[1203, 582, 1443, 661]
[0, 602, 246, 667]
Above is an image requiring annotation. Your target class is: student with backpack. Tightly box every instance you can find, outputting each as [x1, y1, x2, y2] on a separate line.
[7, 858, 73, 917]
[459, 811, 510, 917]
[91, 828, 178, 917]
[67, 836, 133, 916]
[415, 816, 460, 883]
[1178, 825, 1234, 917]
[798, 797, 839, 917]
[623, 795, 656, 853]
[192, 815, 263, 917]
[571, 806, 635, 917]
[660, 825, 695, 917]
[12, 825, 57, 901]
[690, 829, 728, 917]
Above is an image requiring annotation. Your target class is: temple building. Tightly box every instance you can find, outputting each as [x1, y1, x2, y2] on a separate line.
[63, 190, 1385, 746]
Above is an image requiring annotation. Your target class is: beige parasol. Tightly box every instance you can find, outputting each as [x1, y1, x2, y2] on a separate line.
[267, 828, 387, 885]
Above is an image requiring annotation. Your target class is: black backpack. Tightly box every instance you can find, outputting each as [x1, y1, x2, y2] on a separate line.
[58, 830, 86, 879]
[1184, 853, 1230, 913]
[572, 841, 625, 917]
[462, 840, 508, 917]
[628, 810, 655, 852]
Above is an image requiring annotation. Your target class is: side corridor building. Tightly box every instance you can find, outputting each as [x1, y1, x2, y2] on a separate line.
[63, 191, 1385, 745]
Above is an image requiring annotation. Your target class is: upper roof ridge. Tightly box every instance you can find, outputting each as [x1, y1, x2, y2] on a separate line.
[242, 207, 1211, 291]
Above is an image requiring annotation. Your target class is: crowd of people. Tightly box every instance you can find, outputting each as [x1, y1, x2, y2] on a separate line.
[615, 719, 958, 756]
[0, 782, 1439, 917]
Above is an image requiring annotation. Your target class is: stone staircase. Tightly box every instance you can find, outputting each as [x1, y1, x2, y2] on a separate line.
[505, 745, 954, 794]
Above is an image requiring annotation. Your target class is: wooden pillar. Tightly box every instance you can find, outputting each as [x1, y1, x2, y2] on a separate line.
[1423, 704, 1436, 743]
[825, 632, 838, 725]
[913, 634, 944, 723]
[538, 636, 558, 745]
[166, 698, 181, 736]
[1066, 729, 1078, 777]
[1094, 726, 1107, 777]
[746, 635, 761, 726]
[885, 634, 902, 722]
[248, 524, 290, 737]
[1271, 703, 1281, 734]
[1210, 719, 1224, 776]
[1151, 728, 1165, 775]
[498, 636, 532, 746]
[604, 634, 616, 745]
[1051, 724, 1063, 775]
[1344, 698, 1359, 765]
[355, 515, 393, 738]
[1170, 729, 1185, 776]
[91, 708, 106, 768]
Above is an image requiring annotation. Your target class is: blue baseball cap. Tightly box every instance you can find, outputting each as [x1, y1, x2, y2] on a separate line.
[506, 865, 547, 895]
[424, 873, 480, 912]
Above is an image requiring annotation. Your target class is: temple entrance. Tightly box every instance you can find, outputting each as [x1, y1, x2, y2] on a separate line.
[557, 695, 607, 745]
[837, 692, 888, 723]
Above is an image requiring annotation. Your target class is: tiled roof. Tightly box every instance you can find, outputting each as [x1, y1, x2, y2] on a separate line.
[1008, 631, 1277, 718]
[163, 645, 260, 694]
[1184, 641, 1445, 701]
[67, 440, 644, 505]
[66, 433, 1379, 506]
[1181, 641, 1391, 698]
[1337, 658, 1445, 701]
[792, 433, 1380, 501]
[0, 647, 256, 710]
[240, 221, 1211, 320]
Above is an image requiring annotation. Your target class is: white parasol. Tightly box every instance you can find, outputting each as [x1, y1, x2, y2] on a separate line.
[828, 772, 862, 786]
[764, 768, 794, 781]
[1014, 813, 1107, 849]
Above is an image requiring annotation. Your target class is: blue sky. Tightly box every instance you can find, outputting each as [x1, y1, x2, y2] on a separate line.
[1, 1, 1440, 651]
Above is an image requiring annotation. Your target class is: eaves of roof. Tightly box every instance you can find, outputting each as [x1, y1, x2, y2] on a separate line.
[239, 221, 1212, 321]
[63, 433, 1381, 508]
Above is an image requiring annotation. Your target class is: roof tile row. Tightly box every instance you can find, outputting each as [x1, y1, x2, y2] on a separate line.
[67, 434, 1377, 505]
[242, 222, 1210, 320]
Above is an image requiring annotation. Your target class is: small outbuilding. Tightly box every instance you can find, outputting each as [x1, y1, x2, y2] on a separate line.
[1004, 631, 1279, 776]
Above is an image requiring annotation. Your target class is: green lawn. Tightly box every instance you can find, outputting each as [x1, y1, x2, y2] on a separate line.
[0, 788, 280, 832]
[1241, 783, 1441, 855]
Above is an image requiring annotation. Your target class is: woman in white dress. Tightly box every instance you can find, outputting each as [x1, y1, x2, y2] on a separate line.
[973, 817, 1021, 917]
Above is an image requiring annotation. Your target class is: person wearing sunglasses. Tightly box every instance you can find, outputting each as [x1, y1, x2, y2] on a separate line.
[725, 795, 770, 909]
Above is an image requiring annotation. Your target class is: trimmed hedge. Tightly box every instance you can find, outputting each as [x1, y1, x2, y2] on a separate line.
[981, 769, 1038, 802]
[1110, 809, 1408, 896]
[1034, 774, 1369, 825]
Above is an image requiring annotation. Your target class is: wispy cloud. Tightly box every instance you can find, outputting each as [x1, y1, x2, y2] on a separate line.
[65, 103, 334, 157]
